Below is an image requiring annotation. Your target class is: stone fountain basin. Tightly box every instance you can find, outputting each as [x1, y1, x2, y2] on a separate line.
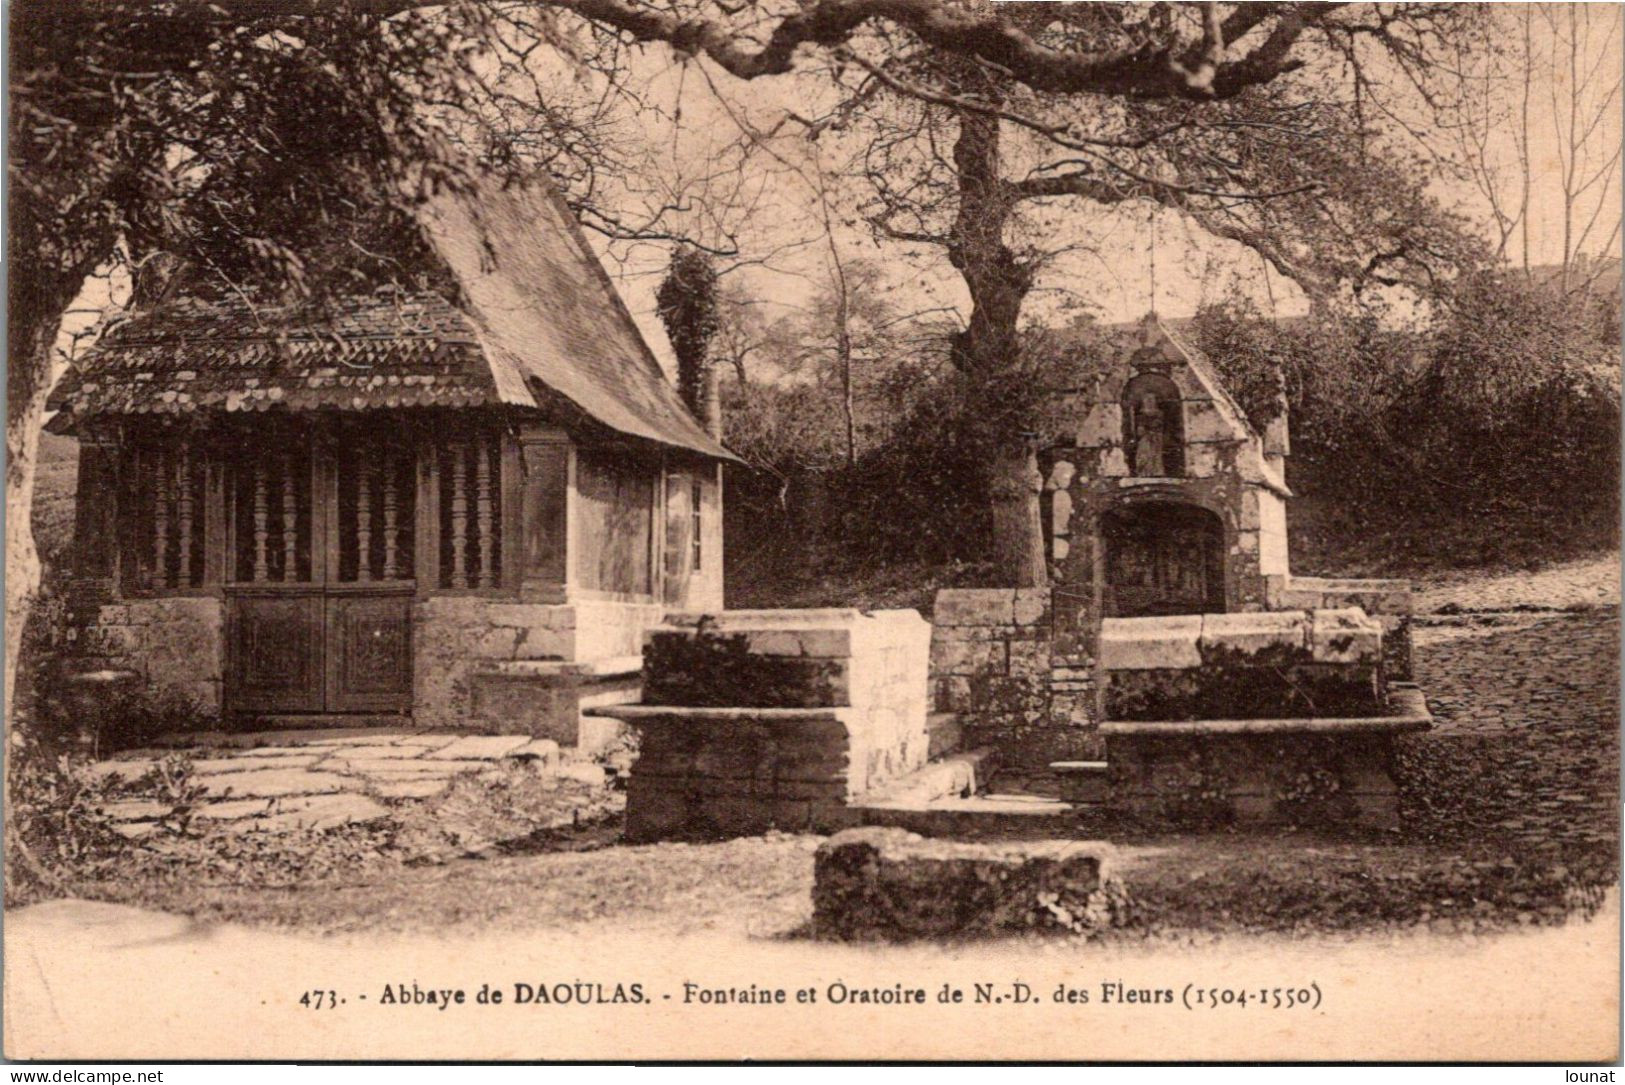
[1095, 685, 1431, 828]
[1101, 608, 1389, 721]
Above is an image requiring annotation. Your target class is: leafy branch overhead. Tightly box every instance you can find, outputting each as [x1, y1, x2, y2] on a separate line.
[190, 0, 1413, 104]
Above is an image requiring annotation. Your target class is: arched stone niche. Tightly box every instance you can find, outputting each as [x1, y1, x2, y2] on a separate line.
[1121, 369, 1184, 477]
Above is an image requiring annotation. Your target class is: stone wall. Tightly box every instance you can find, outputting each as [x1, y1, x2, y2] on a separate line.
[930, 588, 1100, 778]
[80, 597, 223, 715]
[572, 599, 666, 660]
[621, 707, 860, 840]
[1273, 576, 1415, 681]
[1104, 725, 1417, 829]
[414, 596, 662, 730]
[618, 608, 932, 840]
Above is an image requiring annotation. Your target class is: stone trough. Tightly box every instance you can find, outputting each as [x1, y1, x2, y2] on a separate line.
[591, 609, 934, 842]
[1086, 610, 1431, 827]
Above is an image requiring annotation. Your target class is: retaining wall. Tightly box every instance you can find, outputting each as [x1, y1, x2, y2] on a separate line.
[929, 587, 1100, 778]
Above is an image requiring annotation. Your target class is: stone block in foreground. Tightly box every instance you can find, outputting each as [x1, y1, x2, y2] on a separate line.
[812, 827, 1116, 940]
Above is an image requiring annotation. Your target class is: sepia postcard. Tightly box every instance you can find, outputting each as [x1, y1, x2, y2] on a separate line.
[4, 0, 1620, 1064]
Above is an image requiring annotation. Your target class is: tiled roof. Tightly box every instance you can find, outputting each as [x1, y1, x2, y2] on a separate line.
[48, 293, 501, 421]
[48, 172, 736, 462]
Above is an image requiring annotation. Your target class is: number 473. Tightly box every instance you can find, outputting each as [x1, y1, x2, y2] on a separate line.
[300, 990, 342, 1009]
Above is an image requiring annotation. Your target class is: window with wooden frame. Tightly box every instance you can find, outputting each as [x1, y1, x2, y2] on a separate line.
[118, 440, 210, 593]
[689, 477, 703, 573]
[663, 472, 690, 583]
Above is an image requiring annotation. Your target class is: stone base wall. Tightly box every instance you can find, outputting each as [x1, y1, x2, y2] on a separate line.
[930, 588, 1100, 777]
[573, 599, 667, 660]
[622, 708, 859, 841]
[1105, 730, 1403, 829]
[620, 609, 933, 840]
[80, 597, 223, 716]
[467, 663, 640, 747]
[414, 596, 663, 731]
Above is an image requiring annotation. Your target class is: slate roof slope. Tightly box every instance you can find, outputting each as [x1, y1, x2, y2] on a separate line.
[48, 172, 734, 461]
[414, 174, 732, 460]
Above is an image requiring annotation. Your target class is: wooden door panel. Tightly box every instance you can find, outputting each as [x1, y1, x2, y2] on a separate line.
[325, 594, 413, 713]
[227, 593, 325, 713]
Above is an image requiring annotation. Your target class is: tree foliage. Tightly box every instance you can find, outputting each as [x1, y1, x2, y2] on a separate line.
[1189, 274, 1620, 569]
[656, 245, 722, 419]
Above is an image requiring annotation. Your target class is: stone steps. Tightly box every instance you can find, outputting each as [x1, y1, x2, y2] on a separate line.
[846, 736, 1084, 838]
[850, 793, 1077, 839]
[1050, 760, 1109, 804]
[861, 746, 997, 806]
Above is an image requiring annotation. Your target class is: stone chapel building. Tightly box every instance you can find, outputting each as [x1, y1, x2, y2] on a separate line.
[52, 173, 735, 745]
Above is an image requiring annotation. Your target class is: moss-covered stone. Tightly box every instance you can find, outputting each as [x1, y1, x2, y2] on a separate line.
[1105, 641, 1383, 721]
[812, 827, 1119, 940]
[642, 629, 847, 708]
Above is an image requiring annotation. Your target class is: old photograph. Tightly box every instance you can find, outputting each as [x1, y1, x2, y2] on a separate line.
[3, 0, 1620, 1065]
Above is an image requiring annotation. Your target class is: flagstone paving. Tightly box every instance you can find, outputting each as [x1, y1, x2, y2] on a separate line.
[98, 730, 562, 836]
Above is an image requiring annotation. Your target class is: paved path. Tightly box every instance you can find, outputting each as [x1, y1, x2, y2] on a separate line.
[95, 730, 577, 835]
[1410, 549, 1617, 736]
[1415, 553, 1619, 613]
[1414, 610, 1618, 736]
[1406, 557, 1618, 856]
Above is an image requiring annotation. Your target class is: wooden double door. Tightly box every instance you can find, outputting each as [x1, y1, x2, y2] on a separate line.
[225, 430, 418, 717]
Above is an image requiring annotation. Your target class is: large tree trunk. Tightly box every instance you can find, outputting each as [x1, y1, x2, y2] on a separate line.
[945, 108, 1046, 587]
[5, 255, 86, 724]
[6, 330, 55, 723]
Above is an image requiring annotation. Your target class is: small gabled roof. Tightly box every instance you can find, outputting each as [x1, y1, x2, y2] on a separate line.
[1137, 314, 1257, 441]
[48, 171, 735, 462]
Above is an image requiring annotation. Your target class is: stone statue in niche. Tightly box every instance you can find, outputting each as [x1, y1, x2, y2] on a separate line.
[1122, 369, 1184, 476]
[1132, 393, 1166, 476]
